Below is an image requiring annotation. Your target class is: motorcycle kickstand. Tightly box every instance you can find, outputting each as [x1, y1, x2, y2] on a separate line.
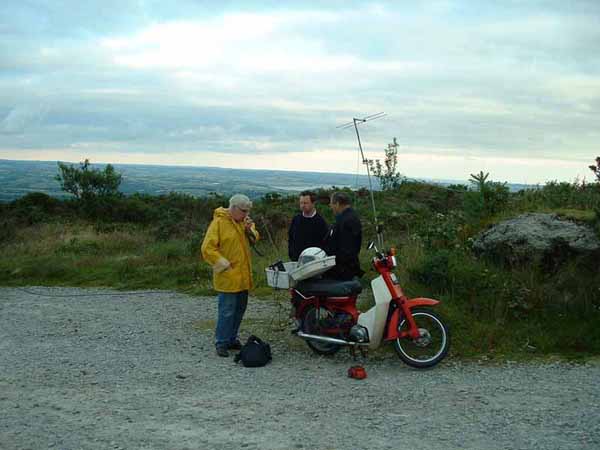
[349, 345, 369, 364]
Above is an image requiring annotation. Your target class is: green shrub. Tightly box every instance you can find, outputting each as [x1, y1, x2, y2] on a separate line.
[594, 203, 600, 234]
[55, 159, 122, 200]
[409, 249, 452, 291]
[154, 211, 186, 241]
[9, 192, 66, 225]
[109, 196, 157, 223]
[418, 211, 466, 250]
[14, 192, 59, 211]
[0, 218, 17, 243]
[463, 181, 510, 221]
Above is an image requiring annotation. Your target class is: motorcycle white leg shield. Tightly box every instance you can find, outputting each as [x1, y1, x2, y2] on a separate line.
[357, 276, 392, 349]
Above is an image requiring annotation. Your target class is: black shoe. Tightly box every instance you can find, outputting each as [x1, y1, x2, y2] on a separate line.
[216, 346, 229, 357]
[228, 340, 242, 350]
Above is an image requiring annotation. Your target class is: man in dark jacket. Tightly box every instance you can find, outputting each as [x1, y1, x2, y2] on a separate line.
[324, 191, 364, 280]
[288, 191, 329, 261]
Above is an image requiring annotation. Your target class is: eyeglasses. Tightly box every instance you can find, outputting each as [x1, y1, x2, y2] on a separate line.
[236, 206, 250, 213]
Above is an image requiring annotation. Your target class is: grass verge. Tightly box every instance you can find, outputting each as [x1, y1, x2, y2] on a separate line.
[1, 221, 599, 362]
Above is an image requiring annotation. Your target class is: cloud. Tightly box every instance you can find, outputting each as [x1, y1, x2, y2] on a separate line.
[0, 104, 50, 134]
[0, 1, 598, 183]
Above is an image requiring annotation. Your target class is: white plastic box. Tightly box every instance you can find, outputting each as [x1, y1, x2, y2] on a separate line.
[265, 256, 336, 289]
[265, 262, 297, 289]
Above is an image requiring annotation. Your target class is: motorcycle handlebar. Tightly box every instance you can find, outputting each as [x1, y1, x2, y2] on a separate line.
[367, 241, 396, 259]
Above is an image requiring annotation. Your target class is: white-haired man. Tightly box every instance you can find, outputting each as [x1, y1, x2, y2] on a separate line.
[201, 194, 260, 357]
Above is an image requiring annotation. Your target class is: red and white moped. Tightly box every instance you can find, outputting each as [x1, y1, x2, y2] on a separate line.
[269, 243, 450, 368]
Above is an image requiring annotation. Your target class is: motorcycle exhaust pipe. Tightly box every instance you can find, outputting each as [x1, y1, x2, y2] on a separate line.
[296, 331, 367, 346]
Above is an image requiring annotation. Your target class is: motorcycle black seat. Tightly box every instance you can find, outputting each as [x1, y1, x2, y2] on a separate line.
[295, 278, 363, 297]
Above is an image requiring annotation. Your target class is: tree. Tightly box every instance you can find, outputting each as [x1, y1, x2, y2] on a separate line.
[465, 171, 509, 219]
[589, 156, 600, 181]
[55, 159, 122, 200]
[469, 171, 489, 191]
[368, 137, 403, 190]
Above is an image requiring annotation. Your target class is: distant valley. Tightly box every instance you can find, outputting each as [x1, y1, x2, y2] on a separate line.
[0, 159, 530, 202]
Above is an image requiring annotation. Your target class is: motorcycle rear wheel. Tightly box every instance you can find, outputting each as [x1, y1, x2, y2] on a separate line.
[301, 306, 342, 356]
[394, 308, 450, 368]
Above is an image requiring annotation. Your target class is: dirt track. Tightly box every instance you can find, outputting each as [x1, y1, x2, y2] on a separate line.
[1, 287, 599, 450]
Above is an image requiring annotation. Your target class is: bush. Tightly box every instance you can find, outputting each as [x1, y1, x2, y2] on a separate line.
[154, 210, 186, 241]
[0, 218, 17, 243]
[14, 192, 59, 211]
[417, 211, 466, 250]
[409, 249, 452, 291]
[55, 159, 122, 200]
[10, 192, 65, 225]
[105, 196, 157, 224]
[464, 181, 510, 221]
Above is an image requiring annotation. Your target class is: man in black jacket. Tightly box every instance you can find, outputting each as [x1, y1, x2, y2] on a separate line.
[324, 191, 364, 280]
[288, 191, 329, 261]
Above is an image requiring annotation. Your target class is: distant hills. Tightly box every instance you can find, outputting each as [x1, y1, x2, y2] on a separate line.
[0, 159, 531, 202]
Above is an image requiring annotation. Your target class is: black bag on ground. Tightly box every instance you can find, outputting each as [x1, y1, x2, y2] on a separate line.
[234, 335, 272, 367]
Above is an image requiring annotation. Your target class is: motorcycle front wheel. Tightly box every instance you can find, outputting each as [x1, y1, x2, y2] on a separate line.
[301, 306, 342, 356]
[394, 308, 450, 368]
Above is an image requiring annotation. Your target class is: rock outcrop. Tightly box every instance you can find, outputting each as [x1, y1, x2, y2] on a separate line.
[472, 213, 600, 267]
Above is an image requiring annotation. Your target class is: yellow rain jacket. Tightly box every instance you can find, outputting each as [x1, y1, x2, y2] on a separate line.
[201, 207, 260, 292]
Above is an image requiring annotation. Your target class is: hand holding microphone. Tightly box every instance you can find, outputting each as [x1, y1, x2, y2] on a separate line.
[244, 216, 254, 231]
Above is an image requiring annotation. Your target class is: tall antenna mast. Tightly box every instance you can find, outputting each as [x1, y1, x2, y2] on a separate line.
[337, 112, 386, 248]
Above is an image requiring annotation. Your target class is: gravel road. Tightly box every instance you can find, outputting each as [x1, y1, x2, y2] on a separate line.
[1, 287, 599, 450]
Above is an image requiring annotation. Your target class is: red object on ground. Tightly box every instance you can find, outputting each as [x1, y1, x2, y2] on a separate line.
[347, 365, 367, 379]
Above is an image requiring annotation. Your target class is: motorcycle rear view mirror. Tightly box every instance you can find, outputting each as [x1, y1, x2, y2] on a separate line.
[367, 241, 381, 255]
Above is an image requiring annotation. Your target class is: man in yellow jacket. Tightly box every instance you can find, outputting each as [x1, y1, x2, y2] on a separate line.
[201, 194, 260, 357]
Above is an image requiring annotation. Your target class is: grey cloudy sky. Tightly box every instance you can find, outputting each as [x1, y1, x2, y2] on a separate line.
[1, 0, 599, 183]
